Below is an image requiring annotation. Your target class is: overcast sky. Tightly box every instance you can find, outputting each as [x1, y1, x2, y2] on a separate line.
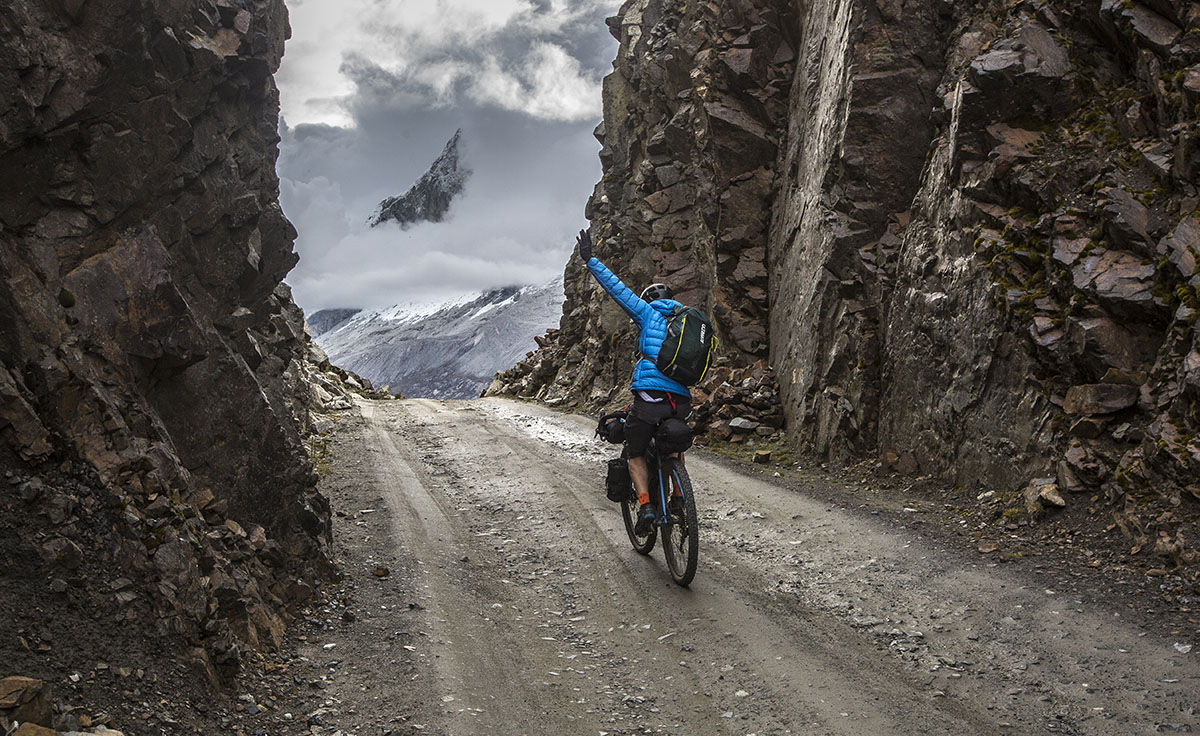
[276, 0, 621, 311]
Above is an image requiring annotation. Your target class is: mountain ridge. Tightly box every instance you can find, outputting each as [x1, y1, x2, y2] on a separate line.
[317, 278, 564, 399]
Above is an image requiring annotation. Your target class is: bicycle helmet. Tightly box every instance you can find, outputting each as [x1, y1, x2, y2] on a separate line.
[640, 283, 673, 302]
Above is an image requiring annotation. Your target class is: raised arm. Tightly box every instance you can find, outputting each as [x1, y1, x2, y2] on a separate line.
[576, 230, 654, 328]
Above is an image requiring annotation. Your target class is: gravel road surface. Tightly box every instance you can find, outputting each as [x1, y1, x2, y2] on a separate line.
[285, 397, 1199, 735]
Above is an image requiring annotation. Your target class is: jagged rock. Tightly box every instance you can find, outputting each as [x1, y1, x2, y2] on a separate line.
[0, 677, 52, 728]
[1065, 316, 1161, 376]
[1057, 460, 1089, 493]
[729, 417, 760, 431]
[1100, 188, 1152, 253]
[1063, 443, 1111, 487]
[0, 0, 341, 692]
[1070, 416, 1110, 439]
[1063, 384, 1139, 416]
[1158, 216, 1199, 281]
[39, 538, 83, 570]
[1071, 249, 1158, 314]
[1125, 4, 1182, 56]
[1184, 65, 1200, 100]
[1023, 478, 1066, 514]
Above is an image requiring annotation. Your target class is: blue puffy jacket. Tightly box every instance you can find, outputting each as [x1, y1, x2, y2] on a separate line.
[586, 257, 690, 397]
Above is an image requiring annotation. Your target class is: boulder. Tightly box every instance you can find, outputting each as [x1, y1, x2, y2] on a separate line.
[729, 417, 761, 431]
[1023, 478, 1067, 513]
[0, 677, 52, 728]
[1063, 384, 1139, 415]
[1056, 460, 1089, 492]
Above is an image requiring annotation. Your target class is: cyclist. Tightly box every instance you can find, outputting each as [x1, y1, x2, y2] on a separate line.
[576, 229, 690, 534]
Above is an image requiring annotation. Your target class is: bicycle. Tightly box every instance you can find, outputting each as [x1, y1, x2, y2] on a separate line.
[599, 412, 698, 586]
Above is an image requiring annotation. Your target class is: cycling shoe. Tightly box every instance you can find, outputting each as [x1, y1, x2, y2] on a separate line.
[634, 503, 656, 535]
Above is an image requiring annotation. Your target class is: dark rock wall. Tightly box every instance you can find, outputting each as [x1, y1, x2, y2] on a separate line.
[0, 0, 331, 684]
[494, 0, 1200, 552]
[491, 0, 797, 404]
[768, 0, 950, 465]
[873, 0, 1200, 530]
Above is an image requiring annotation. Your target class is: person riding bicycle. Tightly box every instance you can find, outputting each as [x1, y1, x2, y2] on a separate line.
[576, 229, 690, 535]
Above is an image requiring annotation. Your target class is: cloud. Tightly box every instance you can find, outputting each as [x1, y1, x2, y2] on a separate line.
[277, 0, 620, 312]
[279, 0, 619, 127]
[279, 108, 605, 310]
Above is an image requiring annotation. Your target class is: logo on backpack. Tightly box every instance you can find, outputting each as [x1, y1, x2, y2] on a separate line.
[656, 305, 715, 386]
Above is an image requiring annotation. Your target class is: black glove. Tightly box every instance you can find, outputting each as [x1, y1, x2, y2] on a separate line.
[576, 229, 592, 261]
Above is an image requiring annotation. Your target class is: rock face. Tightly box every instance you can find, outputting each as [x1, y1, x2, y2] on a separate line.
[307, 308, 362, 336]
[368, 129, 470, 228]
[322, 279, 565, 399]
[491, 0, 796, 407]
[0, 0, 333, 685]
[491, 0, 1200, 560]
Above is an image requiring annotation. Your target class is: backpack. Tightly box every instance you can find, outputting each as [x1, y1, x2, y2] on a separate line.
[655, 305, 715, 386]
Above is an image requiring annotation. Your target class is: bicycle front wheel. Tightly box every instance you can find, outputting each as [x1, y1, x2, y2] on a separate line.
[660, 458, 698, 586]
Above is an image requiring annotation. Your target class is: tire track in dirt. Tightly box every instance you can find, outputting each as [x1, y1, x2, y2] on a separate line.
[393, 399, 997, 734]
[314, 397, 1200, 736]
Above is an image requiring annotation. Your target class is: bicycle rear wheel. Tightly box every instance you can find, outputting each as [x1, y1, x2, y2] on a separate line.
[660, 458, 698, 586]
[621, 488, 656, 554]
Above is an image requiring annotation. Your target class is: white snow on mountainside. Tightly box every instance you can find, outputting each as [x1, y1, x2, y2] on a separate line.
[315, 278, 564, 399]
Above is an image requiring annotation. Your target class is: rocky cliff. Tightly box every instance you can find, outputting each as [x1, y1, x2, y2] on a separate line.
[1, 0, 338, 689]
[490, 0, 1200, 564]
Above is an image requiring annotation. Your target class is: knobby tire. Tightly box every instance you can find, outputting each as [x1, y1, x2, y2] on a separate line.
[621, 472, 656, 555]
[660, 458, 698, 586]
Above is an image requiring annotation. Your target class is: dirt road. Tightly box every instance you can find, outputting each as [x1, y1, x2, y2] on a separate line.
[283, 397, 1199, 735]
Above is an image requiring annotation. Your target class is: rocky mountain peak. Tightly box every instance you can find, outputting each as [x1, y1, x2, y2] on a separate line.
[368, 128, 470, 228]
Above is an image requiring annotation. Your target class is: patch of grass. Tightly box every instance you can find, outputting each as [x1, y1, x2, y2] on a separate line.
[700, 433, 793, 468]
[306, 432, 333, 478]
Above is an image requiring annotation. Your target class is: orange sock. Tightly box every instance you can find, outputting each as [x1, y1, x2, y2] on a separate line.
[637, 493, 650, 506]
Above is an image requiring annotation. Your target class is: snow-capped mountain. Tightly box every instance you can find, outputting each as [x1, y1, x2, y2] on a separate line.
[314, 278, 564, 399]
[368, 129, 469, 228]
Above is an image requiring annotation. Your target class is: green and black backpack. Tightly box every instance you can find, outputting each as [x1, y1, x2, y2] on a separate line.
[656, 305, 715, 386]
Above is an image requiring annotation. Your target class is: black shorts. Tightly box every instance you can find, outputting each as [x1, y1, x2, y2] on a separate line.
[625, 390, 691, 458]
